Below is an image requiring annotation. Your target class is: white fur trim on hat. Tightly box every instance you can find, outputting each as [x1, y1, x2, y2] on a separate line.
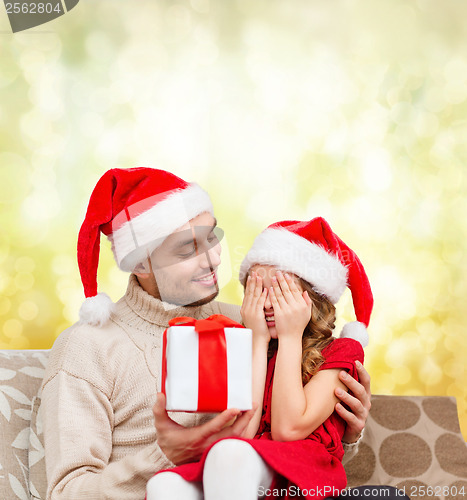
[339, 321, 369, 348]
[79, 293, 116, 327]
[109, 184, 213, 272]
[239, 228, 348, 304]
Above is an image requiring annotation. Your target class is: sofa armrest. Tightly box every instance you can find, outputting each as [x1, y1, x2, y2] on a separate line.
[0, 350, 49, 500]
[345, 395, 467, 497]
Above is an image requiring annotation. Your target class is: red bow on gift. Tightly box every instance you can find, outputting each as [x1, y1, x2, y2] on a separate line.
[161, 315, 245, 412]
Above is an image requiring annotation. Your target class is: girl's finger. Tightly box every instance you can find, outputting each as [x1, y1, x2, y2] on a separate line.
[248, 271, 259, 298]
[271, 277, 287, 308]
[242, 275, 254, 308]
[275, 271, 292, 302]
[269, 286, 287, 314]
[256, 287, 268, 311]
[245, 273, 254, 296]
[253, 274, 263, 298]
[303, 290, 312, 306]
[269, 286, 279, 310]
[284, 272, 303, 301]
[250, 271, 258, 288]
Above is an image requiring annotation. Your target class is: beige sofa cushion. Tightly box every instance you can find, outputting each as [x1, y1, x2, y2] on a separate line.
[0, 350, 47, 500]
[345, 395, 467, 498]
[25, 392, 467, 500]
[29, 395, 46, 499]
[2, 349, 466, 500]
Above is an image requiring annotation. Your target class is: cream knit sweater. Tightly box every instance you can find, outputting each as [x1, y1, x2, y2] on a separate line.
[41, 275, 242, 500]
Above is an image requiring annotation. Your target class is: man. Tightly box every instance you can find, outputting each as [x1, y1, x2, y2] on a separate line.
[41, 167, 371, 499]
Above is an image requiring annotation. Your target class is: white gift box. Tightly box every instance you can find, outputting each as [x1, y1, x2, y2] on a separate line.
[159, 323, 252, 412]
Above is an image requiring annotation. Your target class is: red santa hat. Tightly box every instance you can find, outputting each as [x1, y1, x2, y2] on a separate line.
[239, 217, 373, 347]
[78, 167, 214, 326]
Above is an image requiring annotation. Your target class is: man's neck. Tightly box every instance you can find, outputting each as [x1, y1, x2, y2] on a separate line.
[135, 273, 161, 299]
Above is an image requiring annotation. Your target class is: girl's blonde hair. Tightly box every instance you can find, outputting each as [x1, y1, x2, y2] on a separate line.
[297, 278, 336, 384]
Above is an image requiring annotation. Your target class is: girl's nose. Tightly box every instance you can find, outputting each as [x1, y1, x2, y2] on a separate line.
[264, 290, 272, 310]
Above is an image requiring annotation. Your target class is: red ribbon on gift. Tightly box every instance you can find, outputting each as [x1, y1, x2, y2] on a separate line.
[161, 315, 245, 412]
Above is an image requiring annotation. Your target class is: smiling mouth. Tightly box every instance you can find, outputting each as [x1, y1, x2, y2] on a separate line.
[265, 315, 275, 327]
[192, 271, 217, 286]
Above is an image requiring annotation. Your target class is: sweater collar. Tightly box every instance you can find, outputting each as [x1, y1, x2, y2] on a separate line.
[120, 274, 212, 328]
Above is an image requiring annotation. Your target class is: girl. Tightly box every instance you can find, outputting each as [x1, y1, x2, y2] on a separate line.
[147, 217, 373, 500]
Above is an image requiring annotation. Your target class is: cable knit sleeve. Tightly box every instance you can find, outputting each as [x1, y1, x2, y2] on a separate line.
[42, 371, 174, 500]
[341, 428, 365, 466]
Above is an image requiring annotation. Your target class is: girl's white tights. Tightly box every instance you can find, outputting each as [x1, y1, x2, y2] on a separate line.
[146, 439, 275, 500]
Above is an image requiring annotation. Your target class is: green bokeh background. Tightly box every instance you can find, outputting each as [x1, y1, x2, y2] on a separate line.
[1, 0, 466, 438]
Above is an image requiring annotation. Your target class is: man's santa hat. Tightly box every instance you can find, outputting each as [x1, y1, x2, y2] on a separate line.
[239, 217, 373, 347]
[78, 167, 213, 326]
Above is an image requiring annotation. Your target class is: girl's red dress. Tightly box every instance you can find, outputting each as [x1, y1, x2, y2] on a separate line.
[158, 337, 364, 499]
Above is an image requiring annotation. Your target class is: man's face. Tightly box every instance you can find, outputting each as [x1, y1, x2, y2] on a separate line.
[148, 212, 222, 307]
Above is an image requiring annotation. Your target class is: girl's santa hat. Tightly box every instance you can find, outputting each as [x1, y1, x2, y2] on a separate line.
[239, 217, 373, 347]
[78, 167, 213, 326]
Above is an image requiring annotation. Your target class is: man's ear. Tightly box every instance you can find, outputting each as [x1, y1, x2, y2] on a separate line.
[133, 258, 160, 300]
[133, 260, 152, 278]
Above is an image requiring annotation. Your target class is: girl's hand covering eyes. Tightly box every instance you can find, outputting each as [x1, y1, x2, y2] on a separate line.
[240, 271, 271, 344]
[269, 271, 312, 340]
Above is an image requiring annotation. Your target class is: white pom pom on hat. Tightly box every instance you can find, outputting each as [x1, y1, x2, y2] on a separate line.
[77, 167, 214, 326]
[78, 293, 116, 327]
[340, 321, 369, 348]
[239, 217, 374, 347]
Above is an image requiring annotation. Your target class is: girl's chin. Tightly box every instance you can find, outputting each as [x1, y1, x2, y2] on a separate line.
[267, 325, 278, 339]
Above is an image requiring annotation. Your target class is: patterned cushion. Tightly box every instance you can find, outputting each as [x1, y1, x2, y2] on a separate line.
[2, 350, 466, 500]
[29, 395, 46, 499]
[0, 350, 47, 500]
[345, 395, 467, 498]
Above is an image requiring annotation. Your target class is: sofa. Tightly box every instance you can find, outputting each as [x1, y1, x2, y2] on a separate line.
[1, 349, 466, 500]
